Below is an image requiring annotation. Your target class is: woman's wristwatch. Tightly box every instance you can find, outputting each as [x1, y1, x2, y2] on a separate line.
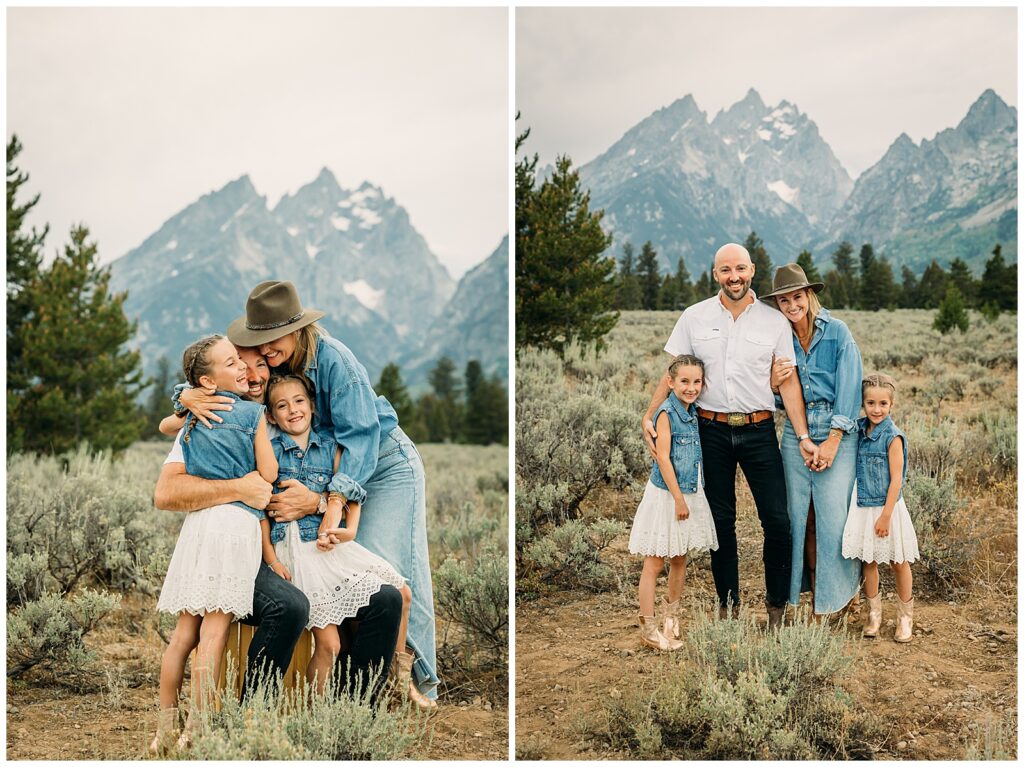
[797, 433, 810, 443]
[316, 492, 328, 515]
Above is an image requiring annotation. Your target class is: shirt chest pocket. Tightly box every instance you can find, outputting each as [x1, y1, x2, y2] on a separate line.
[742, 331, 776, 374]
[692, 328, 722, 358]
[671, 434, 699, 464]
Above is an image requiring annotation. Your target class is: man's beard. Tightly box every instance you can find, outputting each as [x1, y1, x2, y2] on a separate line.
[721, 280, 751, 301]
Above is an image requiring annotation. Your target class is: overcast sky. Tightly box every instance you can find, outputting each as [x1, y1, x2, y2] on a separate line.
[517, 7, 1017, 177]
[8, 7, 508, 278]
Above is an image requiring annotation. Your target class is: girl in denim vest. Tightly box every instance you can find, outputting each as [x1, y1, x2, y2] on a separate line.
[629, 354, 719, 651]
[152, 335, 277, 753]
[842, 374, 919, 642]
[260, 375, 428, 705]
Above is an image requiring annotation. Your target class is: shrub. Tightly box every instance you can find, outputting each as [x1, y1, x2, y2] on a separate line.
[904, 472, 975, 589]
[965, 713, 1017, 760]
[6, 446, 175, 606]
[188, 664, 425, 760]
[600, 611, 875, 759]
[434, 544, 508, 682]
[7, 588, 121, 683]
[520, 518, 627, 594]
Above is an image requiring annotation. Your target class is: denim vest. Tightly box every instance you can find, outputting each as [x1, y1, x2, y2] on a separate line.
[268, 428, 336, 544]
[649, 394, 703, 494]
[180, 391, 265, 519]
[855, 416, 908, 506]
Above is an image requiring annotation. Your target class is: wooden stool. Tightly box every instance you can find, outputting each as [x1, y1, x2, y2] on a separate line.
[195, 621, 358, 698]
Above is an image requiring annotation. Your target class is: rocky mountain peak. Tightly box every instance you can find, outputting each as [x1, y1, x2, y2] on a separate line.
[958, 88, 1016, 140]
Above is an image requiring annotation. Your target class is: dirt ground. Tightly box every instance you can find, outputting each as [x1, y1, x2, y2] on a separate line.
[6, 596, 508, 761]
[515, 484, 1017, 760]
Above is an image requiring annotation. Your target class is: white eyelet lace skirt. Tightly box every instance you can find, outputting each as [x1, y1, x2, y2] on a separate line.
[274, 523, 407, 630]
[842, 485, 920, 565]
[156, 504, 262, 619]
[628, 480, 720, 558]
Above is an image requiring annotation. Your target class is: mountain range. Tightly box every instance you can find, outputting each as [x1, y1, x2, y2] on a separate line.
[578, 88, 1016, 276]
[109, 170, 507, 392]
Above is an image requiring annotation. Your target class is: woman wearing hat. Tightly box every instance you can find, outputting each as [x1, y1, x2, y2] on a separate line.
[188, 280, 439, 704]
[762, 263, 863, 618]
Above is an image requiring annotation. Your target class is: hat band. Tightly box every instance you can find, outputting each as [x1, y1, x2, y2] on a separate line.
[247, 310, 305, 331]
[773, 281, 811, 292]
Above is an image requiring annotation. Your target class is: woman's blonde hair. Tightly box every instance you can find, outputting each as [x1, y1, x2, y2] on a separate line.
[285, 323, 325, 376]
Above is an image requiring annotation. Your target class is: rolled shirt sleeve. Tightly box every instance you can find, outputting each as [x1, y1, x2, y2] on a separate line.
[325, 380, 379, 504]
[830, 330, 863, 434]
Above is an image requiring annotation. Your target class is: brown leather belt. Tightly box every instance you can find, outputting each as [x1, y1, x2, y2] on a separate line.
[698, 408, 773, 426]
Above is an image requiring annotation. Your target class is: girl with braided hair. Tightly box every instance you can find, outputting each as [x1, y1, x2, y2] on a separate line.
[842, 373, 919, 642]
[151, 335, 277, 753]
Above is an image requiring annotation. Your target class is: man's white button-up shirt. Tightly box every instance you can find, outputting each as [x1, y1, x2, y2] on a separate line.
[664, 292, 796, 414]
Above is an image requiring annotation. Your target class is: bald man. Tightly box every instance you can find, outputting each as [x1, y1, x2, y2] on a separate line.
[643, 243, 817, 629]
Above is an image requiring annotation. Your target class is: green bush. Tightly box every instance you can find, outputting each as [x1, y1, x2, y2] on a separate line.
[904, 472, 975, 589]
[965, 713, 1017, 760]
[520, 518, 626, 594]
[601, 611, 875, 759]
[187, 664, 426, 760]
[7, 589, 121, 683]
[433, 544, 508, 684]
[6, 446, 175, 606]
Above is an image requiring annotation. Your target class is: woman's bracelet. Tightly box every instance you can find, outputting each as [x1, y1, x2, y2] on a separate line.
[266, 559, 279, 568]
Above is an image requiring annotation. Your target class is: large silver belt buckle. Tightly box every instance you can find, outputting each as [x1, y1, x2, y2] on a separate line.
[727, 413, 746, 427]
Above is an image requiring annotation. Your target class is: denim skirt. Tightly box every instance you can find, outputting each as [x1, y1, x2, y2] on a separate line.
[781, 403, 861, 614]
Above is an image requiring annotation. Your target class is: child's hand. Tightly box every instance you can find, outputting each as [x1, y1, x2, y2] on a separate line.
[874, 516, 891, 538]
[270, 560, 291, 582]
[180, 386, 235, 429]
[675, 497, 690, 521]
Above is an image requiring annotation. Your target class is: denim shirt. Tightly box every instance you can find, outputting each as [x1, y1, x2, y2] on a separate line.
[649, 393, 703, 494]
[180, 391, 266, 519]
[775, 308, 863, 434]
[856, 416, 908, 506]
[267, 428, 336, 544]
[303, 335, 399, 505]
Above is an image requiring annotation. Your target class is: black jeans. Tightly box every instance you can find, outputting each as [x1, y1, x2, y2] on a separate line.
[241, 562, 310, 696]
[699, 417, 792, 609]
[336, 584, 403, 707]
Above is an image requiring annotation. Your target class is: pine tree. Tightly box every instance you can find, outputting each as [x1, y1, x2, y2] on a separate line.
[694, 269, 714, 300]
[857, 244, 877, 309]
[425, 357, 462, 441]
[861, 248, 897, 311]
[917, 260, 949, 309]
[744, 232, 774, 296]
[674, 256, 695, 309]
[463, 363, 508, 446]
[14, 225, 146, 453]
[637, 241, 661, 310]
[947, 258, 977, 308]
[7, 135, 49, 441]
[414, 393, 450, 443]
[143, 356, 173, 439]
[616, 242, 641, 310]
[796, 250, 821, 283]
[375, 362, 416, 427]
[830, 242, 858, 309]
[515, 139, 617, 357]
[899, 266, 919, 308]
[933, 284, 970, 334]
[979, 243, 1016, 311]
[822, 269, 847, 308]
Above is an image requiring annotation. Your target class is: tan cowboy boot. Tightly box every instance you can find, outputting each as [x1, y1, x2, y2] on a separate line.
[638, 614, 682, 651]
[894, 596, 914, 643]
[395, 650, 437, 710]
[148, 707, 179, 756]
[862, 592, 882, 638]
[661, 597, 683, 641]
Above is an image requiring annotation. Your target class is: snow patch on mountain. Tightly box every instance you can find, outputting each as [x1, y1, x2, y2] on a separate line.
[767, 180, 798, 204]
[331, 215, 351, 232]
[343, 280, 385, 310]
